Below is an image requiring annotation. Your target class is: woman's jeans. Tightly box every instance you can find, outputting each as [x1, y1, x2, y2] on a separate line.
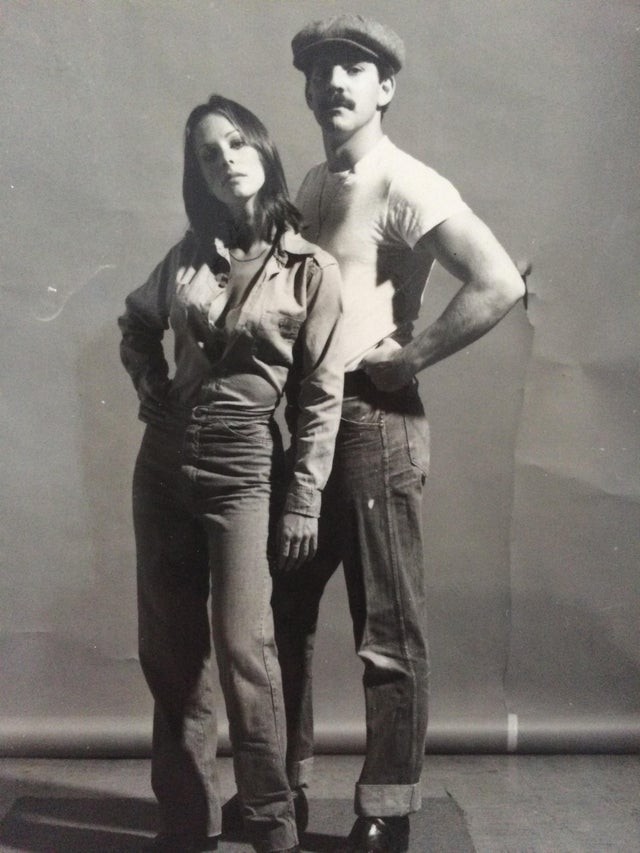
[133, 408, 297, 852]
[273, 378, 430, 817]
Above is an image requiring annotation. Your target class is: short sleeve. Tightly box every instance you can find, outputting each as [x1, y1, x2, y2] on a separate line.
[388, 160, 470, 249]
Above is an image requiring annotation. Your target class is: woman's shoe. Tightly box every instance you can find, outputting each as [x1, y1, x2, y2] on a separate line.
[145, 832, 219, 851]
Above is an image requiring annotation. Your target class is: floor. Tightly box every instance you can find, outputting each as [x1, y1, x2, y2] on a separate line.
[0, 754, 638, 852]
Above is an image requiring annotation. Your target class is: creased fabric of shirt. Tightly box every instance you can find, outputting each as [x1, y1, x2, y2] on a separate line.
[118, 229, 344, 517]
[296, 135, 469, 370]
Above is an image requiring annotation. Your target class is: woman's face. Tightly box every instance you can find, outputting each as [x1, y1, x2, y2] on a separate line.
[193, 113, 266, 216]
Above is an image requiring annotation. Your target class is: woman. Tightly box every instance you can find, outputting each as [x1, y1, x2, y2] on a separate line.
[119, 94, 343, 853]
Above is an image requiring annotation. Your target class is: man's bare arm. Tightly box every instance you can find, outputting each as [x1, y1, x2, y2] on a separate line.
[363, 209, 528, 391]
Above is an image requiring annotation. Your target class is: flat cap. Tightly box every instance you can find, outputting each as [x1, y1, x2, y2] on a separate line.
[292, 14, 405, 74]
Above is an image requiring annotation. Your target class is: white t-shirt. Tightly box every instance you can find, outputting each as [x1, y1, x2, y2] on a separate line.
[296, 135, 469, 370]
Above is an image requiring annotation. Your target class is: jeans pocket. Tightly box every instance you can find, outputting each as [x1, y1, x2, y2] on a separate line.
[404, 414, 430, 477]
[218, 418, 270, 446]
[340, 397, 382, 426]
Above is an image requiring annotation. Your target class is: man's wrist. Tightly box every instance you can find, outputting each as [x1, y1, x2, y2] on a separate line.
[398, 346, 420, 380]
[284, 486, 322, 517]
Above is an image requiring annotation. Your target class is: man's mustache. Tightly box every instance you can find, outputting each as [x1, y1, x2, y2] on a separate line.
[320, 94, 355, 110]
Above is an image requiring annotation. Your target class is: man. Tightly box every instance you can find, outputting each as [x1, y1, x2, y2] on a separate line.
[269, 14, 528, 853]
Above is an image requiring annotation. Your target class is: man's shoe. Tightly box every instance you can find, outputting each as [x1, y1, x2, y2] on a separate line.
[293, 786, 309, 835]
[336, 815, 410, 853]
[220, 793, 243, 834]
[221, 788, 309, 835]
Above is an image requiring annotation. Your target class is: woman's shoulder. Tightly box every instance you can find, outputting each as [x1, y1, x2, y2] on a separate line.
[154, 230, 199, 268]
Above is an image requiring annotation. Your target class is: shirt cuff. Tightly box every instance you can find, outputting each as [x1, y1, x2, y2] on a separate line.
[284, 483, 322, 517]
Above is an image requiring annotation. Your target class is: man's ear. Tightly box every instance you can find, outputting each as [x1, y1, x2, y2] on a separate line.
[305, 79, 313, 109]
[378, 75, 396, 109]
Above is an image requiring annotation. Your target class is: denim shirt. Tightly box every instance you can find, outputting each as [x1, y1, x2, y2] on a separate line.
[119, 230, 344, 516]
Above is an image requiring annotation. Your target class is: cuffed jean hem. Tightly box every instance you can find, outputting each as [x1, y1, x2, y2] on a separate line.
[355, 783, 422, 817]
[250, 815, 298, 853]
[287, 756, 314, 789]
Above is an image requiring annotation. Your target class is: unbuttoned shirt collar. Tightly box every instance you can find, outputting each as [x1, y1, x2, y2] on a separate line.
[327, 134, 391, 177]
[209, 229, 322, 272]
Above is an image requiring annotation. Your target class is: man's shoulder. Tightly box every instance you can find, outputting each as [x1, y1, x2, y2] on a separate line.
[381, 138, 453, 189]
[279, 230, 337, 269]
[302, 158, 328, 175]
[376, 139, 468, 227]
[155, 231, 197, 273]
[298, 161, 328, 191]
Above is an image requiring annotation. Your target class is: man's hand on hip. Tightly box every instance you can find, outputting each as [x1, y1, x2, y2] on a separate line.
[361, 339, 415, 392]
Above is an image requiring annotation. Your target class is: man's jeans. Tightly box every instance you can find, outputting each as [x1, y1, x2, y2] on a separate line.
[133, 409, 297, 852]
[273, 377, 430, 817]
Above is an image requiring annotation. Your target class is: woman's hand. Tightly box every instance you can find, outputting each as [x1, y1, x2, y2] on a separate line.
[137, 376, 171, 424]
[276, 512, 318, 572]
[137, 375, 171, 406]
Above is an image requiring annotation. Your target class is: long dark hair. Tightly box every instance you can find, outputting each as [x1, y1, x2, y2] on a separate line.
[183, 94, 301, 246]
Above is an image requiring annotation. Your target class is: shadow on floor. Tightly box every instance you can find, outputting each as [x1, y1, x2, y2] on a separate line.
[0, 795, 156, 851]
[301, 797, 476, 853]
[0, 795, 475, 852]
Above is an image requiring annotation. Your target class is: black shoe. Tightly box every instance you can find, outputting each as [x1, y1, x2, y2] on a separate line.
[144, 832, 218, 851]
[221, 788, 309, 836]
[336, 816, 410, 853]
[293, 786, 309, 835]
[220, 793, 243, 834]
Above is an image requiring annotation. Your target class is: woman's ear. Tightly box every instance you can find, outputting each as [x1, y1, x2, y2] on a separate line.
[305, 79, 314, 109]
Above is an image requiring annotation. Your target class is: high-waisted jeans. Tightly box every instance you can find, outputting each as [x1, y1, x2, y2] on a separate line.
[273, 378, 430, 817]
[133, 407, 297, 852]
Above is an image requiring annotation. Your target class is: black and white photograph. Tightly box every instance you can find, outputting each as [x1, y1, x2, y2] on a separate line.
[1, 1, 638, 850]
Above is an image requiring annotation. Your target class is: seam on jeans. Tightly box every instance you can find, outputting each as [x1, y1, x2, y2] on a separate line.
[196, 705, 212, 831]
[379, 414, 410, 661]
[380, 413, 420, 761]
[395, 415, 422, 766]
[259, 562, 298, 848]
[403, 414, 429, 479]
[260, 552, 288, 767]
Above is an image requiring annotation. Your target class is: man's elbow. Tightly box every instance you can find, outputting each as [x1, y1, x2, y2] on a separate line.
[504, 269, 527, 306]
[489, 262, 527, 313]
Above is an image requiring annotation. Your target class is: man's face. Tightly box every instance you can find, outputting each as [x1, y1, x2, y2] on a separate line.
[305, 45, 394, 139]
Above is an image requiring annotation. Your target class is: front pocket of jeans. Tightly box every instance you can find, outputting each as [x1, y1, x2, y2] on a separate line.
[218, 418, 270, 446]
[340, 412, 381, 427]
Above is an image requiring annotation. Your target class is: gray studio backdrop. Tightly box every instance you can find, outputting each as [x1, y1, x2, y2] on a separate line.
[1, 0, 638, 756]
